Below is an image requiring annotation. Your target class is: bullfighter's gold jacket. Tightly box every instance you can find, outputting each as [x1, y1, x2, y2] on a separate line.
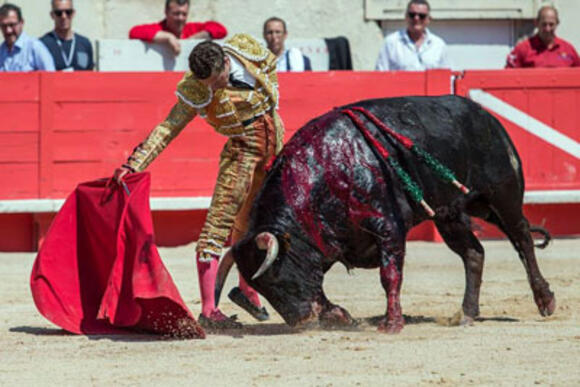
[125, 33, 284, 173]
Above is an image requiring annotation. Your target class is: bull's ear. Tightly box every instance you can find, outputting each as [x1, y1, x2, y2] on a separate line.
[252, 232, 279, 280]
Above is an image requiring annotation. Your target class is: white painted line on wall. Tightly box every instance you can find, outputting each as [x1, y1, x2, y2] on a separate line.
[0, 192, 578, 214]
[0, 197, 212, 214]
[523, 190, 580, 204]
[469, 89, 580, 159]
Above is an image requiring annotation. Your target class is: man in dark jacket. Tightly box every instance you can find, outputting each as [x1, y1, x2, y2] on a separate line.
[40, 0, 93, 71]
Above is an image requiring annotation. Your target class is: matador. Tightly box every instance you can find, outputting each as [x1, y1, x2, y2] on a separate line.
[114, 34, 284, 329]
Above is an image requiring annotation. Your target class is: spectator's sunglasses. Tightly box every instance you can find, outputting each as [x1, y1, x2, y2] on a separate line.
[53, 9, 74, 17]
[407, 12, 428, 20]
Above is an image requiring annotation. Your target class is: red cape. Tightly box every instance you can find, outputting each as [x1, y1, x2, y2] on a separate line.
[30, 173, 205, 338]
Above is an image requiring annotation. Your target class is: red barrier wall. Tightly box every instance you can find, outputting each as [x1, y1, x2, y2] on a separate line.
[455, 68, 580, 238]
[2, 70, 450, 199]
[455, 68, 580, 191]
[1, 69, 578, 251]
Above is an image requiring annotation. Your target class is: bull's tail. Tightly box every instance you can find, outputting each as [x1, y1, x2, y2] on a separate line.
[530, 225, 551, 249]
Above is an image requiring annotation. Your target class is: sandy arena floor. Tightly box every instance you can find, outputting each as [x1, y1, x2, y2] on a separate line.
[1, 239, 579, 386]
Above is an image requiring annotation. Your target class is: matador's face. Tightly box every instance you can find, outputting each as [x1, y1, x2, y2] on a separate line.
[198, 56, 231, 91]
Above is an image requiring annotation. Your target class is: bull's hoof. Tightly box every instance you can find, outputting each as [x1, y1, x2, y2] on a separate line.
[319, 305, 357, 329]
[460, 315, 475, 326]
[377, 316, 404, 334]
[536, 293, 556, 317]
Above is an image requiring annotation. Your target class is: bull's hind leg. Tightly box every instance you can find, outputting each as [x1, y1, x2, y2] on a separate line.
[486, 207, 555, 316]
[435, 214, 484, 324]
[377, 244, 406, 333]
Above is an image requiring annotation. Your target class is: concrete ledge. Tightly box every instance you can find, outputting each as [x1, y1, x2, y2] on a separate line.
[1, 191, 578, 214]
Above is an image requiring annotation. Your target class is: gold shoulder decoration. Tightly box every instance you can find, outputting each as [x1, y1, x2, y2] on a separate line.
[176, 72, 212, 109]
[223, 33, 268, 62]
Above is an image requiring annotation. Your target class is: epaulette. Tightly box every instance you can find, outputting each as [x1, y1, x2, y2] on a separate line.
[175, 72, 212, 109]
[223, 33, 269, 62]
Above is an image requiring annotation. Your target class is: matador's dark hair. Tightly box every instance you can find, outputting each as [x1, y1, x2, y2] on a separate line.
[188, 40, 225, 80]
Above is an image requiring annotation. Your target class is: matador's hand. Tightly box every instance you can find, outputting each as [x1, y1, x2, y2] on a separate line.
[113, 166, 133, 185]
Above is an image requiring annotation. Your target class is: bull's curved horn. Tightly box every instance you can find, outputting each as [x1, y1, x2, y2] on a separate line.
[214, 249, 234, 307]
[252, 232, 279, 280]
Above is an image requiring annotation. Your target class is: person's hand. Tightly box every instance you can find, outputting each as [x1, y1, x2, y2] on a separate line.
[152, 31, 182, 56]
[166, 34, 182, 55]
[189, 31, 210, 40]
[113, 166, 133, 185]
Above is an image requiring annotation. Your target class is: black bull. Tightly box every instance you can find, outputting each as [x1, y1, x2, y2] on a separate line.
[229, 95, 555, 333]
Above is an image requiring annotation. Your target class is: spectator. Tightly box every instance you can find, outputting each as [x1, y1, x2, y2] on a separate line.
[375, 0, 450, 71]
[0, 3, 55, 71]
[113, 35, 284, 329]
[263, 16, 311, 72]
[506, 5, 580, 68]
[129, 0, 227, 56]
[40, 0, 94, 71]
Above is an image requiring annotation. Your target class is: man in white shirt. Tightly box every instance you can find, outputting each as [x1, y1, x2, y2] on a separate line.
[375, 0, 450, 71]
[263, 16, 311, 72]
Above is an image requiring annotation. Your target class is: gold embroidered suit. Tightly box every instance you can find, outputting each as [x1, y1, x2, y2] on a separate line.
[125, 34, 284, 259]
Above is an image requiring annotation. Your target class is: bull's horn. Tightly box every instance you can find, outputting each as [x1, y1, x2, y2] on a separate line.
[252, 232, 279, 280]
[214, 249, 235, 307]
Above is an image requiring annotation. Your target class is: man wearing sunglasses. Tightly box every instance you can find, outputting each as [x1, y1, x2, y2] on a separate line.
[40, 0, 94, 71]
[0, 3, 55, 71]
[375, 0, 450, 71]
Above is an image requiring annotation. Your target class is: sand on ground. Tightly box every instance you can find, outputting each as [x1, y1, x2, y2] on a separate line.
[1, 239, 579, 386]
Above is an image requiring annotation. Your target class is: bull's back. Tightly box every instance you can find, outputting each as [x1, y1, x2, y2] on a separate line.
[351, 96, 525, 202]
[264, 95, 525, 248]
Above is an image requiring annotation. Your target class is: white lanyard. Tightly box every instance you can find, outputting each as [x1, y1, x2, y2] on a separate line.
[53, 32, 76, 68]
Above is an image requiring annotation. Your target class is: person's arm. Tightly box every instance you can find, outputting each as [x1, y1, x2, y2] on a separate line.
[129, 23, 181, 56]
[195, 21, 227, 39]
[115, 99, 197, 182]
[129, 23, 159, 42]
[32, 41, 56, 71]
[375, 42, 390, 71]
[151, 31, 181, 55]
[569, 45, 580, 67]
[188, 30, 210, 40]
[505, 45, 522, 68]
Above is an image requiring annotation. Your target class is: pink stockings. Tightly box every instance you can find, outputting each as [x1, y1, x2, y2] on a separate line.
[196, 259, 261, 318]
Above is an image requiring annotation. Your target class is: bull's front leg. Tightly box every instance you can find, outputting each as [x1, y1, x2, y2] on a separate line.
[316, 293, 357, 329]
[378, 249, 405, 333]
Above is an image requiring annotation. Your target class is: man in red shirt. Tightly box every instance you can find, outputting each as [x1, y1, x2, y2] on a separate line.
[506, 5, 580, 68]
[129, 0, 227, 56]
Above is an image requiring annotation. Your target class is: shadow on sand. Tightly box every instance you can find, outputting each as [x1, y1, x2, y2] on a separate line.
[9, 326, 192, 342]
[9, 313, 519, 340]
